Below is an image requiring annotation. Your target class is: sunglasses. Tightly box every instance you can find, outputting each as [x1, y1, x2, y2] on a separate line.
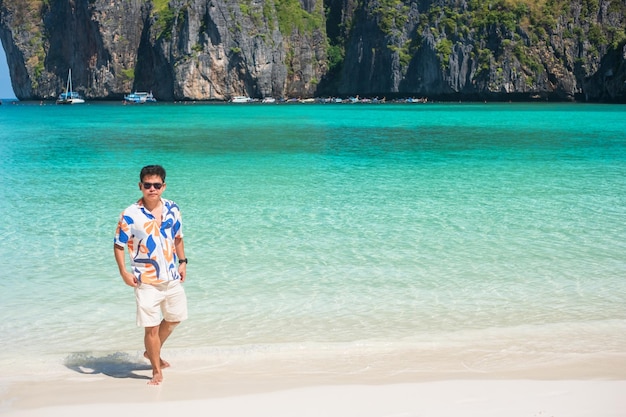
[142, 182, 164, 190]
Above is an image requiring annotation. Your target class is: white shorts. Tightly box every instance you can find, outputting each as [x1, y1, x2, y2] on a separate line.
[135, 279, 188, 327]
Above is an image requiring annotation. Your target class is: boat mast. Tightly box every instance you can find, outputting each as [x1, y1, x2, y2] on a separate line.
[65, 69, 72, 95]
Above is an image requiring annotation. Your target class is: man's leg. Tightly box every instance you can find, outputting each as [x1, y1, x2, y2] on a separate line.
[159, 319, 180, 346]
[156, 320, 179, 367]
[143, 280, 187, 375]
[144, 319, 180, 368]
[144, 325, 162, 385]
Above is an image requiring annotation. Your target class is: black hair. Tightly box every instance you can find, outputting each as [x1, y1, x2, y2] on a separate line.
[140, 165, 166, 182]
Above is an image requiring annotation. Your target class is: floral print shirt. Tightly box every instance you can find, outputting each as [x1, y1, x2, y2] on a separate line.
[114, 198, 183, 284]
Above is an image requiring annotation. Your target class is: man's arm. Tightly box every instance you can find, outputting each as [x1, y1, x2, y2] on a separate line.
[114, 244, 137, 287]
[175, 237, 187, 282]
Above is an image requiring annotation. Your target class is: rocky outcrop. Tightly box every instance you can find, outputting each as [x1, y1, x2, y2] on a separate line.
[0, 0, 326, 100]
[0, 0, 148, 99]
[0, 0, 624, 102]
[334, 0, 626, 101]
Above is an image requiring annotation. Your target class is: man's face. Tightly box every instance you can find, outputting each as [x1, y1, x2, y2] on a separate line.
[139, 174, 166, 202]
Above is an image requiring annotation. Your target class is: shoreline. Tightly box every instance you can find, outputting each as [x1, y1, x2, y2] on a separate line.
[3, 353, 625, 416]
[4, 97, 626, 105]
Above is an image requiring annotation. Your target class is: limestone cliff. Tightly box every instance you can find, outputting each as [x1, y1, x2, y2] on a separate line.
[332, 0, 626, 102]
[0, 0, 624, 102]
[0, 0, 327, 100]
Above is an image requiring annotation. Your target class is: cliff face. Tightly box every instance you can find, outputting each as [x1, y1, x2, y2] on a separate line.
[0, 0, 148, 99]
[134, 0, 326, 101]
[334, 0, 626, 101]
[0, 0, 624, 102]
[0, 0, 327, 100]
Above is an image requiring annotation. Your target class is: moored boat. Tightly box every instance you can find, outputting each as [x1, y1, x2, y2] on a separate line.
[56, 69, 85, 104]
[124, 91, 157, 104]
[231, 96, 252, 103]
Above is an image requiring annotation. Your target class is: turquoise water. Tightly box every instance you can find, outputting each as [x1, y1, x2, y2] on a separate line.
[1, 101, 625, 378]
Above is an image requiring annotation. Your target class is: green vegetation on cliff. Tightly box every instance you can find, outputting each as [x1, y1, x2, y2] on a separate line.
[151, 0, 176, 40]
[409, 0, 626, 73]
[275, 0, 323, 35]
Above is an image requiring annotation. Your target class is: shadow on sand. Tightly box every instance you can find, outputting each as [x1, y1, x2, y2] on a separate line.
[65, 352, 151, 380]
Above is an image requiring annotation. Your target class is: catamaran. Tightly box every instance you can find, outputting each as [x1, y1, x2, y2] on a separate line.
[56, 69, 85, 104]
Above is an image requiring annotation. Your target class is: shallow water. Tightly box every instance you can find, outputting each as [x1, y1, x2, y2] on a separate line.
[1, 101, 625, 378]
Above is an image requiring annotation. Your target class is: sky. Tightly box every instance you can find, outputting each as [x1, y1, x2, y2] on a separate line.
[0, 42, 17, 99]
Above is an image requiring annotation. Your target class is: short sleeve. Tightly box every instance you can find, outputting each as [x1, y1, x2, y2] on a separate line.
[114, 213, 133, 246]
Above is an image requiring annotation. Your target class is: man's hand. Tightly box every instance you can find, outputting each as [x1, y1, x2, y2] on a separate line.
[121, 271, 138, 287]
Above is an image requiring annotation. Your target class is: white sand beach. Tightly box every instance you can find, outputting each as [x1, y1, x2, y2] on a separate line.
[3, 379, 626, 417]
[2, 353, 625, 417]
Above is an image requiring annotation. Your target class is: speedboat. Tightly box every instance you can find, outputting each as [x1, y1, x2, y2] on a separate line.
[231, 96, 252, 103]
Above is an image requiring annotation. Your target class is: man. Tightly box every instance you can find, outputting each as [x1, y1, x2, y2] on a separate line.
[114, 165, 188, 385]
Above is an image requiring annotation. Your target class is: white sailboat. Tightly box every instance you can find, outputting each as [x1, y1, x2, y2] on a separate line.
[56, 69, 85, 104]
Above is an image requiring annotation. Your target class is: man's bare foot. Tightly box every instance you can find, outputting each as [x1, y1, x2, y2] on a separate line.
[148, 371, 163, 385]
[144, 351, 170, 368]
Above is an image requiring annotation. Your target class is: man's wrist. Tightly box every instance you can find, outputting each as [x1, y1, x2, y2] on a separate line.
[178, 258, 188, 265]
